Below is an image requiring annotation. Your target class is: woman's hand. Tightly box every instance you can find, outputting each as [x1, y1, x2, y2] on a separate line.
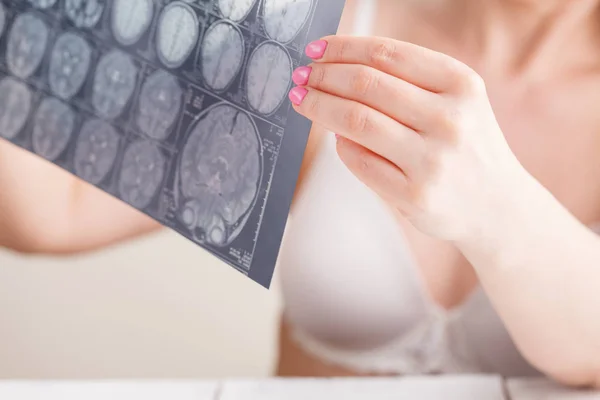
[289, 36, 527, 242]
[289, 35, 600, 386]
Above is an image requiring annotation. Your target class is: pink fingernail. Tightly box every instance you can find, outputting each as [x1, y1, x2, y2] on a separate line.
[292, 66, 312, 86]
[289, 86, 308, 106]
[306, 40, 328, 59]
[335, 134, 340, 140]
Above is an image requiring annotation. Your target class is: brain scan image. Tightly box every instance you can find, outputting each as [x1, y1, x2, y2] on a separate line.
[179, 104, 261, 247]
[118, 141, 166, 209]
[6, 13, 49, 79]
[0, 4, 6, 39]
[112, 0, 153, 46]
[49, 32, 92, 100]
[32, 97, 75, 161]
[136, 69, 182, 141]
[201, 21, 244, 92]
[217, 0, 256, 22]
[92, 50, 137, 119]
[65, 0, 105, 29]
[155, 2, 199, 69]
[74, 119, 120, 185]
[246, 41, 292, 115]
[263, 0, 312, 43]
[0, 77, 32, 140]
[28, 0, 57, 9]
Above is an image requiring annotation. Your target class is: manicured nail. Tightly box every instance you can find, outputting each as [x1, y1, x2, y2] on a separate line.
[289, 87, 308, 106]
[292, 66, 312, 86]
[306, 40, 328, 59]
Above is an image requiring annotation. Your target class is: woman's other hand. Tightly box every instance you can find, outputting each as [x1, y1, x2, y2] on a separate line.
[289, 36, 528, 242]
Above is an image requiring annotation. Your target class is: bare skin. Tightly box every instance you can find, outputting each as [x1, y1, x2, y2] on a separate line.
[278, 0, 600, 386]
[1, 0, 599, 387]
[0, 142, 160, 253]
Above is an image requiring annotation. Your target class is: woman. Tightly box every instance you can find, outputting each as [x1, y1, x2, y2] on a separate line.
[276, 0, 600, 388]
[1, 0, 599, 388]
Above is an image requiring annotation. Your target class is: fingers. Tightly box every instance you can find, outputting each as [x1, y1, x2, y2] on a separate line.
[289, 86, 424, 173]
[335, 136, 409, 204]
[306, 36, 484, 95]
[293, 63, 442, 132]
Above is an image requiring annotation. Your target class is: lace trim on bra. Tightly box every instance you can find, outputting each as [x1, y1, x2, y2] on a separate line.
[290, 312, 481, 375]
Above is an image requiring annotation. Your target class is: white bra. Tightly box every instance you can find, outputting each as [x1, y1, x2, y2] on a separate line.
[276, 0, 542, 377]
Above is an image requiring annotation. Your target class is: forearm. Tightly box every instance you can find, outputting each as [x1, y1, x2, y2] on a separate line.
[58, 180, 161, 254]
[459, 169, 600, 386]
[0, 142, 160, 254]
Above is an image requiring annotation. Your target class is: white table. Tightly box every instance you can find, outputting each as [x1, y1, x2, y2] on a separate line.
[0, 376, 599, 399]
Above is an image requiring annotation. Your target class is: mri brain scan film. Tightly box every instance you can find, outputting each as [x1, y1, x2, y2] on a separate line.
[111, 0, 153, 46]
[263, 0, 313, 43]
[28, 0, 58, 9]
[156, 2, 199, 69]
[0, 77, 32, 140]
[246, 41, 292, 115]
[0, 0, 346, 288]
[136, 69, 182, 141]
[179, 104, 261, 247]
[217, 0, 256, 23]
[65, 0, 105, 28]
[92, 50, 137, 119]
[49, 32, 92, 100]
[119, 140, 166, 209]
[0, 4, 6, 39]
[32, 97, 76, 161]
[201, 21, 244, 92]
[7, 13, 49, 79]
[74, 118, 120, 185]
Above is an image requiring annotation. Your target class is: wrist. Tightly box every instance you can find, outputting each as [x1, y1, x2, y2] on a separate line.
[456, 160, 548, 270]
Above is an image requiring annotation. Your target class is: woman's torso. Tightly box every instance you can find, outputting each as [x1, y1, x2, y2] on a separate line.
[277, 0, 600, 376]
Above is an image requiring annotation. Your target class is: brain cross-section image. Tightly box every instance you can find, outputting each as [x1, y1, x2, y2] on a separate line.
[201, 21, 244, 92]
[65, 0, 105, 29]
[156, 2, 199, 69]
[179, 104, 261, 247]
[0, 77, 32, 140]
[263, 0, 313, 43]
[118, 141, 166, 209]
[32, 97, 76, 161]
[0, 4, 6, 39]
[49, 32, 92, 100]
[6, 13, 49, 79]
[217, 0, 256, 22]
[246, 41, 292, 115]
[137, 69, 183, 141]
[92, 50, 138, 119]
[74, 119, 120, 185]
[28, 0, 58, 9]
[111, 0, 154, 46]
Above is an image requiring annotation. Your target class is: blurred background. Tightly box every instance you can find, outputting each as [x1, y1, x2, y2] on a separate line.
[0, 230, 282, 379]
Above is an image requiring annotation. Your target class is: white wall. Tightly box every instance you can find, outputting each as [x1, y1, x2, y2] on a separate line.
[0, 231, 282, 379]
